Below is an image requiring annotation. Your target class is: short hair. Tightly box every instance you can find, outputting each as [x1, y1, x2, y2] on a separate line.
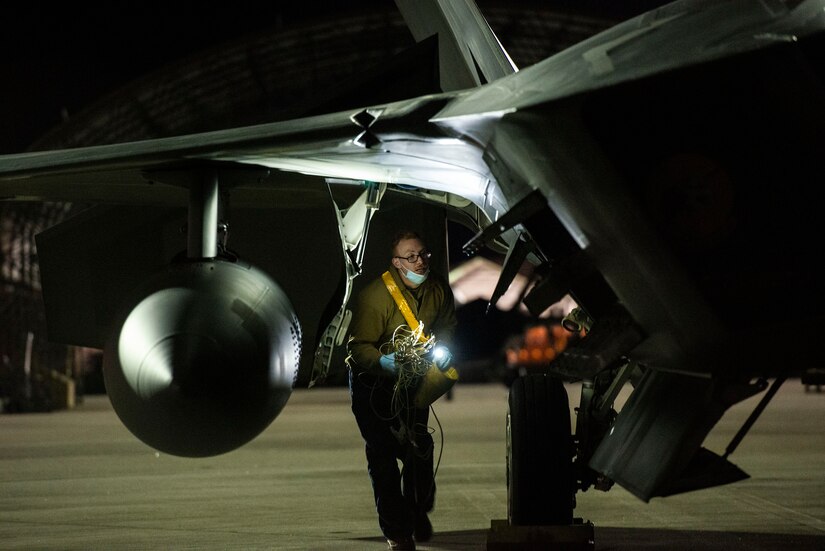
[391, 230, 423, 255]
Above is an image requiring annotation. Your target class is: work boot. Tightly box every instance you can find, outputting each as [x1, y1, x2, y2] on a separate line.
[387, 537, 416, 550]
[414, 512, 433, 542]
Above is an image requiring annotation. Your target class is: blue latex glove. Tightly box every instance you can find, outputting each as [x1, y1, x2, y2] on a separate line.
[430, 346, 453, 371]
[379, 353, 397, 375]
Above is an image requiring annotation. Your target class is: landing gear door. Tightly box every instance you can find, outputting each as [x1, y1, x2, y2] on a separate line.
[309, 181, 386, 387]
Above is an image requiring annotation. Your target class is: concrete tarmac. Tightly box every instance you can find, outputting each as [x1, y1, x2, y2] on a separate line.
[1, 380, 824, 550]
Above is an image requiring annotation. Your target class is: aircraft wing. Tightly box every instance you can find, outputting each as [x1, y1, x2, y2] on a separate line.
[2, 0, 825, 520]
[0, 96, 483, 205]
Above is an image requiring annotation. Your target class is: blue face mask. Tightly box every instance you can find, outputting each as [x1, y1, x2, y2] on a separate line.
[402, 266, 429, 286]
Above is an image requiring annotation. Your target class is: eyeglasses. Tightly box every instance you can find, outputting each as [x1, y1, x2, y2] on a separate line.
[395, 250, 431, 263]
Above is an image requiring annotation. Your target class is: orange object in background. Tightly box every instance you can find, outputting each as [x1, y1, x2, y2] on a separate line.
[508, 323, 571, 369]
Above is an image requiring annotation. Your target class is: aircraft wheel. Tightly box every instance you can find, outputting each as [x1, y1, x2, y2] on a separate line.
[507, 373, 574, 525]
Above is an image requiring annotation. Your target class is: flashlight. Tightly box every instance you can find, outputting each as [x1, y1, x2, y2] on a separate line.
[430, 345, 452, 371]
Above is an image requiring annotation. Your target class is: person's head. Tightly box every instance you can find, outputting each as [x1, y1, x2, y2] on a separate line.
[390, 230, 431, 288]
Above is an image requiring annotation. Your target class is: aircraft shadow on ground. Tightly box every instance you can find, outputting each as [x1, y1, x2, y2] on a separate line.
[353, 527, 825, 550]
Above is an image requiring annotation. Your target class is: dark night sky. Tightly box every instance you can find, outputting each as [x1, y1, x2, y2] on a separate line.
[1, 1, 669, 154]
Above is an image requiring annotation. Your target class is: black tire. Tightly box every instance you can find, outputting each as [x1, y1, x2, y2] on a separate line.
[507, 373, 574, 525]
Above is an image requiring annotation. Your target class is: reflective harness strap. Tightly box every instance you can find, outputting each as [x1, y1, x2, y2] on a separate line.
[382, 270, 429, 343]
[382, 271, 458, 408]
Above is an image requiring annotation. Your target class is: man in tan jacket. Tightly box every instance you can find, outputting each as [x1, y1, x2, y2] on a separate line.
[346, 230, 457, 550]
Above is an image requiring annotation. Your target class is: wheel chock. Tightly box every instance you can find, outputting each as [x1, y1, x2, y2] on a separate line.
[486, 518, 595, 550]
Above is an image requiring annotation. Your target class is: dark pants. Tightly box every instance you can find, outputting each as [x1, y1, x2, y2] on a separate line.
[349, 370, 435, 541]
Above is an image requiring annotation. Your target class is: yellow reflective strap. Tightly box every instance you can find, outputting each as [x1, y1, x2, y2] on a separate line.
[382, 271, 429, 342]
